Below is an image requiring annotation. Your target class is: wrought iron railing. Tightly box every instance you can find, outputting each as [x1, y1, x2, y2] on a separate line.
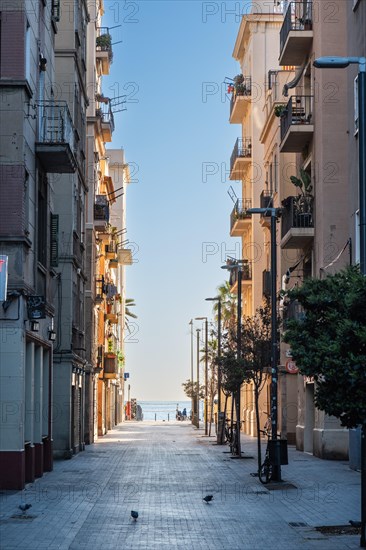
[260, 191, 273, 215]
[229, 262, 252, 286]
[230, 199, 252, 230]
[94, 195, 110, 223]
[281, 196, 314, 239]
[37, 101, 75, 150]
[280, 95, 313, 142]
[230, 76, 252, 116]
[230, 137, 252, 174]
[280, 1, 313, 53]
[96, 26, 113, 61]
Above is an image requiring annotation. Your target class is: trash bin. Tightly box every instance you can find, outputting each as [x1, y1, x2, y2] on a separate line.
[268, 439, 288, 465]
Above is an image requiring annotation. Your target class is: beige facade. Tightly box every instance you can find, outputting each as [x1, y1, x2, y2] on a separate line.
[228, 2, 285, 437]
[278, 0, 350, 459]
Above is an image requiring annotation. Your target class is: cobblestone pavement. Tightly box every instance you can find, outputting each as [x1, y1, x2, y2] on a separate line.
[0, 421, 361, 549]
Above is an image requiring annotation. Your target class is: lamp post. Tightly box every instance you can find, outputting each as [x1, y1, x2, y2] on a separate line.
[247, 207, 282, 481]
[206, 297, 223, 444]
[221, 259, 244, 458]
[196, 328, 201, 429]
[313, 56, 366, 548]
[189, 319, 194, 425]
[195, 317, 208, 436]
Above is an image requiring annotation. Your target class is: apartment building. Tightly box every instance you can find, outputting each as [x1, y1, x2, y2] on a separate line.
[84, 1, 131, 442]
[346, 0, 365, 469]
[0, 0, 62, 488]
[227, 1, 286, 437]
[278, 0, 350, 459]
[50, 0, 89, 458]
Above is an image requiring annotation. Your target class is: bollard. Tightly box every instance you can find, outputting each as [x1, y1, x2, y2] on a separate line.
[168, 414, 170, 421]
[155, 413, 156, 421]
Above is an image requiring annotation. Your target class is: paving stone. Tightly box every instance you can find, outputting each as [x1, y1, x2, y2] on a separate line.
[0, 421, 361, 549]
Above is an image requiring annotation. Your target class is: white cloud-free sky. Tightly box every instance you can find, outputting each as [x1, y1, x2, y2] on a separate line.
[103, 1, 250, 400]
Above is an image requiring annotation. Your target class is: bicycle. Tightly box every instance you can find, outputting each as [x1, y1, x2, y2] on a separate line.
[258, 415, 273, 484]
[224, 418, 234, 445]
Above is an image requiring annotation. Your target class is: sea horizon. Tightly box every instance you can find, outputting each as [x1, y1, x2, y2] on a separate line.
[136, 400, 204, 421]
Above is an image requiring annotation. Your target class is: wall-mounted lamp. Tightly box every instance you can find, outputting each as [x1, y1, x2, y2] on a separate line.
[48, 329, 56, 341]
[30, 321, 40, 332]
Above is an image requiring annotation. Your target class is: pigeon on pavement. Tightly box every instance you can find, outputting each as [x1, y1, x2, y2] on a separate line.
[203, 495, 213, 504]
[19, 504, 32, 512]
[131, 510, 138, 521]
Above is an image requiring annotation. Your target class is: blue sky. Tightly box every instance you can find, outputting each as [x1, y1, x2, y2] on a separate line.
[103, 1, 247, 400]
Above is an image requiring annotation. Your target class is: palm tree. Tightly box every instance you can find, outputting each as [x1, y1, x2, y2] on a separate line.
[212, 281, 237, 331]
[125, 298, 137, 332]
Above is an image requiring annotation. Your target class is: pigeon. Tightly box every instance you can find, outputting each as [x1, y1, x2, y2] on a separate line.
[203, 495, 213, 504]
[349, 520, 361, 528]
[19, 504, 32, 512]
[131, 510, 138, 521]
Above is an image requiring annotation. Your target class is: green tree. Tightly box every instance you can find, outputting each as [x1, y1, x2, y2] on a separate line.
[181, 379, 205, 400]
[283, 265, 366, 429]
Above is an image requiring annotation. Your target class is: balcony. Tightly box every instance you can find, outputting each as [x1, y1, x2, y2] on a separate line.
[96, 27, 113, 75]
[281, 196, 314, 249]
[35, 101, 77, 173]
[262, 270, 271, 298]
[230, 199, 252, 237]
[229, 76, 252, 124]
[95, 276, 106, 303]
[230, 138, 252, 180]
[259, 191, 273, 227]
[118, 248, 133, 265]
[279, 1, 313, 66]
[280, 95, 314, 153]
[96, 105, 115, 142]
[94, 195, 110, 232]
[103, 354, 118, 379]
[283, 299, 305, 328]
[105, 243, 117, 260]
[229, 261, 252, 293]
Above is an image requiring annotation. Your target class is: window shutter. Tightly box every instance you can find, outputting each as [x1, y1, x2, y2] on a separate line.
[50, 214, 59, 267]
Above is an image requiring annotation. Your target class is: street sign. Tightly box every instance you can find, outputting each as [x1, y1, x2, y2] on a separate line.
[124, 372, 129, 379]
[285, 360, 299, 374]
[0, 255, 8, 302]
[285, 349, 293, 358]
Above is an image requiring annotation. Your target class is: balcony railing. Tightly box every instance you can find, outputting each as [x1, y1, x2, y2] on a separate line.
[279, 1, 313, 65]
[281, 195, 314, 248]
[230, 76, 252, 116]
[260, 191, 273, 213]
[96, 27, 113, 60]
[230, 137, 252, 175]
[230, 199, 252, 236]
[280, 95, 314, 152]
[94, 195, 110, 227]
[229, 262, 252, 287]
[36, 101, 76, 173]
[96, 104, 115, 141]
[95, 276, 106, 302]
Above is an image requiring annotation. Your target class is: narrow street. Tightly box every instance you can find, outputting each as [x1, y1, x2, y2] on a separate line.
[0, 422, 361, 550]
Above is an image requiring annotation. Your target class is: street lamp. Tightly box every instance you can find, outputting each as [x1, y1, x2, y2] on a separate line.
[189, 319, 194, 426]
[221, 258, 246, 458]
[195, 317, 208, 436]
[206, 297, 223, 444]
[247, 206, 283, 481]
[314, 55, 366, 548]
[196, 328, 201, 429]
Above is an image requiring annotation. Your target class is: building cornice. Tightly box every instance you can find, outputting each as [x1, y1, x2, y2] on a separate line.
[232, 14, 284, 61]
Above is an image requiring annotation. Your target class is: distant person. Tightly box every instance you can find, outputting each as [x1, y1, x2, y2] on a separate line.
[182, 408, 187, 420]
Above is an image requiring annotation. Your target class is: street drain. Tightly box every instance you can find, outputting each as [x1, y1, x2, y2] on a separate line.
[266, 482, 297, 490]
[315, 525, 361, 536]
[289, 522, 308, 527]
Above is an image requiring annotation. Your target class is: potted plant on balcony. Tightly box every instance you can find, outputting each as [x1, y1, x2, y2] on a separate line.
[274, 104, 287, 117]
[290, 168, 313, 225]
[96, 33, 112, 50]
